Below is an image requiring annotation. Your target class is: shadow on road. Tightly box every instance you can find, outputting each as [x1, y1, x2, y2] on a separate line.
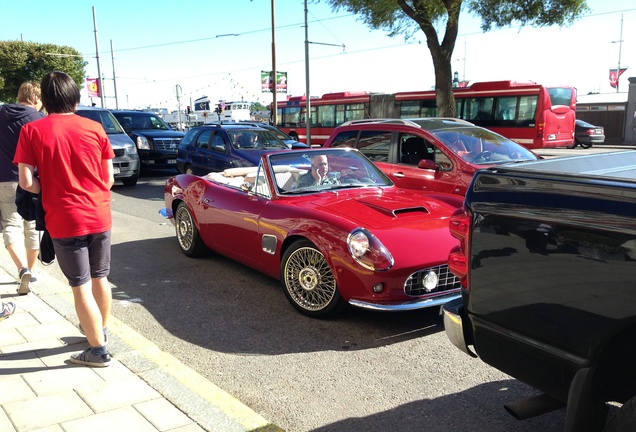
[109, 236, 444, 357]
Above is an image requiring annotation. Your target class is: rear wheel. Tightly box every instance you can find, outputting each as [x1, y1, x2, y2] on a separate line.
[581, 141, 593, 149]
[175, 202, 207, 257]
[280, 240, 346, 318]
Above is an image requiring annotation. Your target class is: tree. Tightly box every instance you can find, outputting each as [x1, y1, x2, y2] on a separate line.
[322, 0, 589, 116]
[251, 101, 268, 112]
[0, 41, 87, 103]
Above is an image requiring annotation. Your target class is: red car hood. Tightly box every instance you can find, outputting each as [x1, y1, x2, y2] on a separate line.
[313, 190, 459, 230]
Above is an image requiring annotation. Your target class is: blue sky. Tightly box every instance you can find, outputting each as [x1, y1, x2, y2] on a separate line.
[1, 0, 634, 111]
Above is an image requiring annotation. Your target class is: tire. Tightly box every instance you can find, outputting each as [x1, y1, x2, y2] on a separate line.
[604, 396, 636, 432]
[121, 175, 138, 187]
[184, 164, 194, 175]
[581, 142, 593, 149]
[174, 202, 207, 257]
[280, 240, 346, 318]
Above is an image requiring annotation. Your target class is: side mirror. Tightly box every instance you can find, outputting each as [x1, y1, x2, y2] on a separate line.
[240, 182, 253, 192]
[418, 159, 438, 171]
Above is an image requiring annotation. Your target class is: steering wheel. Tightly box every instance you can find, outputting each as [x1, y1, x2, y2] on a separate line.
[471, 151, 492, 163]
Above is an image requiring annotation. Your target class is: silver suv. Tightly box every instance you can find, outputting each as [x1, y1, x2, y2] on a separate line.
[75, 106, 140, 186]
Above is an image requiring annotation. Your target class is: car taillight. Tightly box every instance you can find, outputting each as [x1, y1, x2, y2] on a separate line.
[585, 128, 595, 136]
[448, 207, 470, 290]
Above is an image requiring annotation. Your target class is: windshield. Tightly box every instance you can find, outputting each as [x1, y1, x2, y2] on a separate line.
[433, 127, 538, 165]
[266, 148, 392, 195]
[76, 109, 125, 134]
[228, 129, 289, 150]
[114, 112, 172, 131]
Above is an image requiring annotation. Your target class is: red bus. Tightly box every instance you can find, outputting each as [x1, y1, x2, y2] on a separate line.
[274, 80, 576, 149]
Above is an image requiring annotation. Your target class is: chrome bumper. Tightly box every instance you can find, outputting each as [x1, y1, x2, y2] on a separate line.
[348, 292, 461, 312]
[442, 298, 477, 358]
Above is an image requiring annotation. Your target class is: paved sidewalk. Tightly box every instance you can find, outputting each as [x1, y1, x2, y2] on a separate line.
[0, 269, 283, 432]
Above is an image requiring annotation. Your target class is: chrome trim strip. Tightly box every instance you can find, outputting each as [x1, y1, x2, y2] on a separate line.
[348, 292, 461, 312]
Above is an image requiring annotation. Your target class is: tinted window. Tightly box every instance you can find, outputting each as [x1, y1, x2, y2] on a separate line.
[329, 131, 358, 148]
[357, 130, 391, 162]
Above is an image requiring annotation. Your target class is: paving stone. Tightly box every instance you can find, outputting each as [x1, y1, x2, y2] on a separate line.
[77, 378, 162, 413]
[135, 398, 195, 431]
[61, 406, 158, 432]
[3, 390, 93, 430]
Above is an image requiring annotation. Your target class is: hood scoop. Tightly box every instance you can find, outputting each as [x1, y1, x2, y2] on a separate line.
[360, 200, 430, 218]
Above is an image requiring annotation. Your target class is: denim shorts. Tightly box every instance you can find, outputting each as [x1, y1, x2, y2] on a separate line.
[52, 231, 111, 287]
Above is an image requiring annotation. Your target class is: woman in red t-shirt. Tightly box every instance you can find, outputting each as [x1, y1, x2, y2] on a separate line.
[15, 71, 115, 367]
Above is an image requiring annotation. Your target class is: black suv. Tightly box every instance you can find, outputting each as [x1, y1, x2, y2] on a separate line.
[111, 110, 185, 170]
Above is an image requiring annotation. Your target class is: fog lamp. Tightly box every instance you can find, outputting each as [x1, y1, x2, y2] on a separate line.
[423, 271, 439, 292]
[372, 283, 384, 293]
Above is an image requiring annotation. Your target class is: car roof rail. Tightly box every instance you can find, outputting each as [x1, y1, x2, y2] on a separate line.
[340, 118, 423, 128]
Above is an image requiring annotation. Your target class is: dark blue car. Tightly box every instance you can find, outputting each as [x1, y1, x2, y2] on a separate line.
[177, 124, 290, 175]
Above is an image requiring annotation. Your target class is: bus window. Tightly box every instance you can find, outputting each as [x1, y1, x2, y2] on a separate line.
[494, 96, 518, 123]
[465, 98, 494, 124]
[547, 87, 574, 107]
[400, 100, 436, 118]
[318, 105, 336, 127]
[282, 106, 300, 127]
[518, 96, 538, 124]
[401, 101, 420, 118]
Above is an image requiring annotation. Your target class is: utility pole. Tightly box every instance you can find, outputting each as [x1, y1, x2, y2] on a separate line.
[110, 39, 119, 109]
[304, 0, 311, 146]
[92, 7, 105, 108]
[612, 14, 624, 93]
[176, 85, 183, 131]
[271, 0, 277, 126]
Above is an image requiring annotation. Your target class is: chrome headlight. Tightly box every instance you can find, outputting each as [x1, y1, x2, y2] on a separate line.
[136, 136, 150, 150]
[347, 228, 394, 271]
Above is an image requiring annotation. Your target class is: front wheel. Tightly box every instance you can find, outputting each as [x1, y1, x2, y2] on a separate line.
[121, 175, 138, 187]
[280, 240, 346, 318]
[175, 202, 207, 257]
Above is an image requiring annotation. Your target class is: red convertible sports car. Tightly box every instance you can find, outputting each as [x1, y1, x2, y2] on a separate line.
[162, 148, 462, 318]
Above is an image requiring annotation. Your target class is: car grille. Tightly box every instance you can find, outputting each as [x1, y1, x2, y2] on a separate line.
[113, 148, 126, 157]
[404, 264, 461, 296]
[154, 138, 181, 152]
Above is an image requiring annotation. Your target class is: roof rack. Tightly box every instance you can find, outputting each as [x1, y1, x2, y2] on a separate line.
[340, 118, 422, 128]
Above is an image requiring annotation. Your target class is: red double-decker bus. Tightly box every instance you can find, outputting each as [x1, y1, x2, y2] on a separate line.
[274, 80, 576, 149]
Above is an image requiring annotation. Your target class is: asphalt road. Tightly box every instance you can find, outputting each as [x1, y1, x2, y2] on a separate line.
[7, 145, 631, 432]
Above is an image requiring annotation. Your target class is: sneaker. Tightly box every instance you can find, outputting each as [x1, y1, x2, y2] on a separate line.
[17, 267, 31, 295]
[0, 302, 16, 321]
[70, 347, 111, 367]
[79, 323, 108, 343]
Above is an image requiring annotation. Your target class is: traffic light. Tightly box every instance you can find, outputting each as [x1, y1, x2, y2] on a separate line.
[187, 106, 191, 115]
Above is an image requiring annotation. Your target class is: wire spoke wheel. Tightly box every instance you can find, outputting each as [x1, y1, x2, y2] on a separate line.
[174, 202, 206, 257]
[282, 244, 338, 315]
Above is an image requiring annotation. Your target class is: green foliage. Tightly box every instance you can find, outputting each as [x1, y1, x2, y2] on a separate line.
[251, 101, 268, 111]
[0, 41, 87, 103]
[466, 0, 590, 31]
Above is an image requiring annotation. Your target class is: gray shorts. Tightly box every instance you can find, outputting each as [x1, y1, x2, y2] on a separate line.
[52, 231, 111, 287]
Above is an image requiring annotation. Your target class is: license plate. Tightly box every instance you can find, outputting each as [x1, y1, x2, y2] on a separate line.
[167, 159, 177, 164]
[114, 167, 120, 174]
